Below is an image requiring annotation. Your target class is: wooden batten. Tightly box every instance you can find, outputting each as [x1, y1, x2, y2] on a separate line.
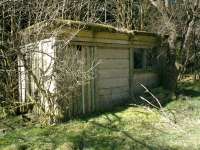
[91, 47, 96, 112]
[129, 48, 134, 100]
[69, 41, 132, 49]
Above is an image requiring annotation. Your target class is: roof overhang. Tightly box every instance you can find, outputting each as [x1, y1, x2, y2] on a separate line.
[20, 19, 161, 48]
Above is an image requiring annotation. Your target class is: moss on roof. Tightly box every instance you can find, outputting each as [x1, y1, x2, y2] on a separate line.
[54, 19, 118, 33]
[23, 19, 159, 37]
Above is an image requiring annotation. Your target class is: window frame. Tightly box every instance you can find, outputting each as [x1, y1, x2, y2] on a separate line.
[133, 48, 156, 72]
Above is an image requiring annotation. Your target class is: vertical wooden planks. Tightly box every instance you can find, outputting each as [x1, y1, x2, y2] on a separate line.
[84, 46, 96, 113]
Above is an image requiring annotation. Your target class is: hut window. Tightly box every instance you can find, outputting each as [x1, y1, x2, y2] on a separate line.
[134, 48, 155, 69]
[134, 49, 145, 69]
[146, 49, 154, 68]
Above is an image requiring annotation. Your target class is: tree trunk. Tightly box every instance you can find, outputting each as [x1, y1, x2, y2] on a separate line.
[164, 49, 178, 91]
[161, 35, 178, 92]
[148, 0, 179, 92]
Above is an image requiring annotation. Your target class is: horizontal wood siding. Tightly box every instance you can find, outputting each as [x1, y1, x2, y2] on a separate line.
[98, 69, 129, 78]
[95, 47, 130, 110]
[96, 48, 129, 59]
[98, 78, 129, 89]
[98, 59, 129, 69]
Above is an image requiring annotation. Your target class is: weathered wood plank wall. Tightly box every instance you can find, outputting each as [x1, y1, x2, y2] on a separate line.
[95, 47, 130, 111]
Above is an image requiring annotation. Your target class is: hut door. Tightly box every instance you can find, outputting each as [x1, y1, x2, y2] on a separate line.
[81, 46, 95, 114]
[65, 45, 95, 116]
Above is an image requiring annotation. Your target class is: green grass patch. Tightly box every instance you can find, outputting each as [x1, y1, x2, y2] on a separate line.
[1, 81, 200, 150]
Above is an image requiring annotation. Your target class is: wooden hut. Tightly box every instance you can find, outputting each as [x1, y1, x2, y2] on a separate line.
[18, 20, 161, 117]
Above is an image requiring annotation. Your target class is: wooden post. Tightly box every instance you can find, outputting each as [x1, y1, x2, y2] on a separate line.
[143, 49, 147, 69]
[82, 48, 85, 114]
[129, 48, 134, 100]
[91, 46, 96, 111]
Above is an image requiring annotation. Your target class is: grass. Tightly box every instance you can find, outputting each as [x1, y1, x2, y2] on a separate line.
[1, 80, 200, 150]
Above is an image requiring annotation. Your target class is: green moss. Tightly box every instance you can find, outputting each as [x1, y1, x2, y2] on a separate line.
[54, 19, 118, 32]
[23, 19, 118, 35]
[22, 19, 158, 38]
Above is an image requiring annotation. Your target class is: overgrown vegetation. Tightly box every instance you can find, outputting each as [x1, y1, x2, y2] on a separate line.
[0, 0, 200, 123]
[0, 1, 200, 149]
[1, 80, 200, 150]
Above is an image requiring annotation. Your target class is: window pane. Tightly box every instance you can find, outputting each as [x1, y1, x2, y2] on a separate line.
[146, 48, 157, 69]
[146, 49, 153, 67]
[134, 49, 143, 69]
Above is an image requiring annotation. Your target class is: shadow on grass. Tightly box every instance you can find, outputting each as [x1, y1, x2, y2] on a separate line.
[176, 81, 200, 98]
[67, 115, 179, 150]
[68, 81, 200, 149]
[3, 81, 199, 149]
[176, 89, 200, 97]
[77, 104, 131, 122]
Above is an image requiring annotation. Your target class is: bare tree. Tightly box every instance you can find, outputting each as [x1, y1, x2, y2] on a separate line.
[146, 0, 200, 90]
[0, 0, 101, 124]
